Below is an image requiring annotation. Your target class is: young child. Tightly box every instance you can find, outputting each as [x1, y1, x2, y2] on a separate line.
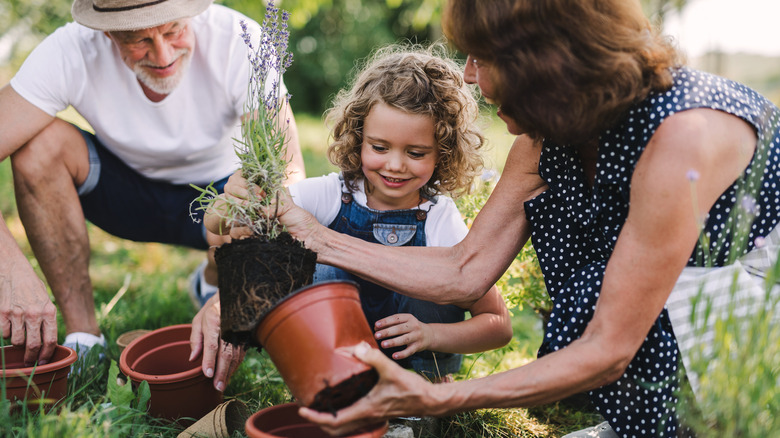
[209, 45, 512, 381]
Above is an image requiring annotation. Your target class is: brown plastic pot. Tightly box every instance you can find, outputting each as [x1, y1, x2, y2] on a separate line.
[1, 344, 77, 410]
[245, 402, 388, 438]
[119, 324, 222, 422]
[254, 281, 380, 413]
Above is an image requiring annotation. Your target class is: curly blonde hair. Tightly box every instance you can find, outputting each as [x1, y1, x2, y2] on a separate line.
[443, 0, 681, 145]
[325, 43, 485, 199]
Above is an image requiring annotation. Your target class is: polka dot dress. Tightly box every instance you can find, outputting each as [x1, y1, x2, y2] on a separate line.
[524, 67, 780, 437]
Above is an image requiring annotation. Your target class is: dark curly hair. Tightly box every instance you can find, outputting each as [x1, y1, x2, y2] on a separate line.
[443, 0, 681, 145]
[325, 43, 485, 199]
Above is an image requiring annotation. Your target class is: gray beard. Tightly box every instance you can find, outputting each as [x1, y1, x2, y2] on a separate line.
[133, 49, 192, 95]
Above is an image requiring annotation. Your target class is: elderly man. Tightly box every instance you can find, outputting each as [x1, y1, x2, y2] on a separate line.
[0, 0, 305, 392]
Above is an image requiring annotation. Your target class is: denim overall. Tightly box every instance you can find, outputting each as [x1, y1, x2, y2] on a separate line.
[313, 191, 465, 380]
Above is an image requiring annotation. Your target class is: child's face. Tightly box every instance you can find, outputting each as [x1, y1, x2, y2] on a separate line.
[360, 102, 438, 211]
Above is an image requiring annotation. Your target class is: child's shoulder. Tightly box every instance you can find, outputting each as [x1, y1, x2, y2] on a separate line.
[425, 194, 467, 230]
[289, 172, 343, 204]
[426, 193, 457, 211]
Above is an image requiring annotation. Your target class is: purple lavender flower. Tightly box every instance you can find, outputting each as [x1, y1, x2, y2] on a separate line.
[740, 194, 759, 215]
[232, 1, 295, 237]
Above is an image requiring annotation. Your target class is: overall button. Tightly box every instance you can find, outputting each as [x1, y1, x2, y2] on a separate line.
[373, 223, 417, 246]
[387, 233, 399, 244]
[415, 210, 427, 221]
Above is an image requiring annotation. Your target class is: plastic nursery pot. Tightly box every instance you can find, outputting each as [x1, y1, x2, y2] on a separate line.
[245, 402, 388, 438]
[119, 324, 223, 423]
[1, 344, 77, 411]
[254, 280, 381, 413]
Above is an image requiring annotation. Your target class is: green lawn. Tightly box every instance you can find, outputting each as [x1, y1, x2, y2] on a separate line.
[0, 112, 602, 437]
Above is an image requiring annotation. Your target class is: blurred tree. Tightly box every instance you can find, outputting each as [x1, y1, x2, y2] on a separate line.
[0, 0, 72, 72]
[223, 0, 444, 114]
[641, 0, 688, 27]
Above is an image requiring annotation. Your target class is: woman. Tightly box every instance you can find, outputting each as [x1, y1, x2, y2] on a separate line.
[230, 0, 780, 436]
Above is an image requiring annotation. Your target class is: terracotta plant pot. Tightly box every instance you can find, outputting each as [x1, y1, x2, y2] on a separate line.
[1, 344, 77, 410]
[254, 281, 380, 413]
[119, 324, 222, 423]
[245, 402, 388, 438]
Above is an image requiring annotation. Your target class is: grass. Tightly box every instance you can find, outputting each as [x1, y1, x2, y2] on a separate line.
[0, 111, 602, 437]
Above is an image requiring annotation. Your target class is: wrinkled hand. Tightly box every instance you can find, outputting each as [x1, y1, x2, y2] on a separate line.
[0, 268, 57, 365]
[222, 170, 251, 204]
[298, 342, 435, 436]
[189, 293, 245, 392]
[374, 314, 432, 360]
[211, 171, 319, 245]
[272, 188, 322, 244]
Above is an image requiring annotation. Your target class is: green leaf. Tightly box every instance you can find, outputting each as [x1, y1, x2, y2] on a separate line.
[106, 360, 135, 408]
[134, 380, 151, 412]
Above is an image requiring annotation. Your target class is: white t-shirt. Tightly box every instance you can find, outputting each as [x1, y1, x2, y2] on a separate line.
[288, 173, 468, 247]
[10, 5, 277, 185]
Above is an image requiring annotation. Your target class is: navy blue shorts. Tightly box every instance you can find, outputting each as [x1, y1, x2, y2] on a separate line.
[76, 127, 230, 250]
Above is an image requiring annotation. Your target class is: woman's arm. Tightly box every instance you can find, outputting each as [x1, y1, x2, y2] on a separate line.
[282, 135, 547, 307]
[373, 284, 513, 356]
[299, 108, 758, 435]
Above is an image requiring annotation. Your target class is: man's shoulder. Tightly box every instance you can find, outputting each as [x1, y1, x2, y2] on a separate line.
[193, 4, 259, 31]
[44, 21, 104, 46]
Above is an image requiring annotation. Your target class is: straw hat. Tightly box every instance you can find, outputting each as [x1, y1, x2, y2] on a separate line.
[72, 0, 213, 32]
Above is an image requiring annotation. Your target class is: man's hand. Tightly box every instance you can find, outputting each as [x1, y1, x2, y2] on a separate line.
[0, 265, 58, 365]
[189, 293, 245, 391]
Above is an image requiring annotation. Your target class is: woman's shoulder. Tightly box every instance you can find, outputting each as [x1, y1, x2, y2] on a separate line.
[642, 67, 775, 131]
[600, 67, 778, 174]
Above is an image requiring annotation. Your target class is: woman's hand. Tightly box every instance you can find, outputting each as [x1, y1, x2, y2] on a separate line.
[298, 342, 438, 436]
[374, 314, 432, 360]
[206, 171, 321, 245]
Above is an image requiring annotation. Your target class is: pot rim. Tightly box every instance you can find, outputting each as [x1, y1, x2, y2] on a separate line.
[255, 280, 361, 344]
[119, 324, 203, 383]
[245, 402, 388, 438]
[0, 344, 77, 377]
[256, 280, 360, 327]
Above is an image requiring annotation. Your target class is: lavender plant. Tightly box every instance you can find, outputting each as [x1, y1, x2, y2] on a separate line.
[676, 113, 780, 436]
[194, 1, 293, 240]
